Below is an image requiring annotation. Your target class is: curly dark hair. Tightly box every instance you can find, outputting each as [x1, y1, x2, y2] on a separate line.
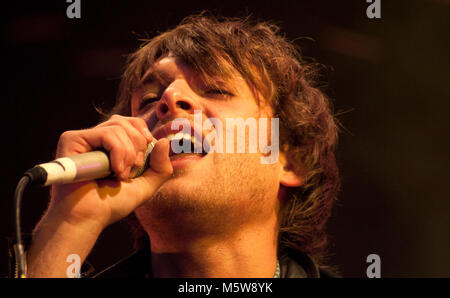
[106, 13, 340, 266]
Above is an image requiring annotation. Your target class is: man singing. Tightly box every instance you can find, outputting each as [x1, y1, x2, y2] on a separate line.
[24, 14, 340, 278]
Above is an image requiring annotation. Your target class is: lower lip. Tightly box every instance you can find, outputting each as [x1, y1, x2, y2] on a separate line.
[170, 155, 203, 170]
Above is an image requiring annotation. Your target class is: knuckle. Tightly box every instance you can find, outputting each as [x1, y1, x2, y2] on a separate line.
[128, 151, 137, 164]
[156, 166, 173, 178]
[125, 141, 137, 157]
[106, 125, 126, 136]
[132, 132, 147, 150]
[103, 133, 122, 152]
[163, 166, 174, 176]
[132, 117, 147, 128]
[59, 130, 76, 142]
[57, 131, 79, 149]
[130, 117, 150, 135]
[109, 114, 123, 121]
[105, 115, 127, 127]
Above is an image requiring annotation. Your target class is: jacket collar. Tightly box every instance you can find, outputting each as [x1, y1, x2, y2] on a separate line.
[91, 247, 324, 278]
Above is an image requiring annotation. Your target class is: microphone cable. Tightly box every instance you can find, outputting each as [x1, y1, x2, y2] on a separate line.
[13, 175, 31, 278]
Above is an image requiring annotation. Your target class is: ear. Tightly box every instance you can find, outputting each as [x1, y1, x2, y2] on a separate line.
[279, 152, 303, 188]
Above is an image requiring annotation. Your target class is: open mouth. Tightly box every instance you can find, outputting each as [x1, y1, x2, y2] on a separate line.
[166, 132, 208, 158]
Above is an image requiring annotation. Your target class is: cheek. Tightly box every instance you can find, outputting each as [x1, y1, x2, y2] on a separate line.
[203, 102, 275, 155]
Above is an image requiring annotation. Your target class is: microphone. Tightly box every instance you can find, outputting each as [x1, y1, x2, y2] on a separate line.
[25, 139, 157, 186]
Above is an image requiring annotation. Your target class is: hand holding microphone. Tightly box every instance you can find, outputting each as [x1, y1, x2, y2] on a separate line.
[34, 115, 173, 229]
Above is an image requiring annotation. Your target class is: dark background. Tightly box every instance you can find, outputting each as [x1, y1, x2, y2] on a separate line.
[1, 0, 449, 277]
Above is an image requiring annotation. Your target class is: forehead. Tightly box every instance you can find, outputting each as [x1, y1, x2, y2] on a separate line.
[142, 56, 227, 82]
[142, 56, 192, 82]
[140, 56, 248, 92]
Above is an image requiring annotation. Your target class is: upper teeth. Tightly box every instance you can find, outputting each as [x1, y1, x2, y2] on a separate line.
[167, 132, 201, 146]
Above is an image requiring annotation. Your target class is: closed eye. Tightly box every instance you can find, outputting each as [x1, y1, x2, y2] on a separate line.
[139, 83, 166, 110]
[204, 89, 234, 98]
[139, 95, 160, 110]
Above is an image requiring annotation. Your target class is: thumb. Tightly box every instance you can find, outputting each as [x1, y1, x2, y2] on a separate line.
[148, 138, 173, 176]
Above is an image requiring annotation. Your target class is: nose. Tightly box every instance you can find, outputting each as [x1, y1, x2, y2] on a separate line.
[155, 79, 200, 120]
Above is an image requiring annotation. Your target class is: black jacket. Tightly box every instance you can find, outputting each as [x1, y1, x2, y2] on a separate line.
[88, 248, 339, 278]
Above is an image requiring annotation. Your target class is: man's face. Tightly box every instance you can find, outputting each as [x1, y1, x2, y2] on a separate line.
[130, 56, 283, 238]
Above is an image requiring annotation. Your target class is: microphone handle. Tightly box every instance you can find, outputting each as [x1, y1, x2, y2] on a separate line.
[26, 139, 157, 186]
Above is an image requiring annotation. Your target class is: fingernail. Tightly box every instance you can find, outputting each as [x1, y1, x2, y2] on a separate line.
[143, 128, 152, 140]
[119, 160, 125, 172]
[123, 166, 131, 179]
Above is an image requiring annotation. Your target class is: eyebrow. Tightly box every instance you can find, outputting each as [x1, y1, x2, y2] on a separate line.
[139, 62, 237, 95]
[140, 69, 169, 86]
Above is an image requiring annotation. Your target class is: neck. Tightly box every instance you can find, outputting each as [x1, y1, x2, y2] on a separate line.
[148, 214, 279, 278]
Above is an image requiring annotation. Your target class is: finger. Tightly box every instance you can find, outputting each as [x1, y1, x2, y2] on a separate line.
[99, 115, 152, 141]
[98, 116, 150, 167]
[126, 117, 153, 143]
[130, 138, 173, 204]
[124, 117, 154, 167]
[110, 126, 136, 179]
[56, 126, 134, 179]
[56, 130, 96, 157]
